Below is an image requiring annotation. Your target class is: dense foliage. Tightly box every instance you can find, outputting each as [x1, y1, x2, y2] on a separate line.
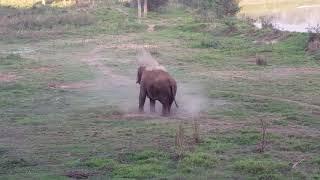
[178, 0, 240, 19]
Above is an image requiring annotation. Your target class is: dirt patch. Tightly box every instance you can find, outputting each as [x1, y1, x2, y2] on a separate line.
[199, 117, 248, 133]
[197, 67, 320, 80]
[0, 73, 19, 82]
[268, 124, 320, 138]
[104, 43, 158, 50]
[267, 67, 318, 78]
[78, 45, 135, 85]
[30, 65, 60, 73]
[65, 170, 95, 179]
[197, 70, 250, 80]
[48, 81, 94, 90]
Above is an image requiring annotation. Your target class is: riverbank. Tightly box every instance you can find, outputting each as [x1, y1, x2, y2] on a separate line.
[239, 0, 320, 32]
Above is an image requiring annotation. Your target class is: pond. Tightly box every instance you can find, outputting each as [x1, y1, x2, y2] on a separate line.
[239, 0, 320, 32]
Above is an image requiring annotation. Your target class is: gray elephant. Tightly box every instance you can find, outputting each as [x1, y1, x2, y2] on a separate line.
[136, 66, 178, 116]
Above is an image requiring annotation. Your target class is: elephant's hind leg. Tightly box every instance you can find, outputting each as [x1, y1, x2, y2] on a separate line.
[150, 99, 156, 113]
[139, 88, 147, 113]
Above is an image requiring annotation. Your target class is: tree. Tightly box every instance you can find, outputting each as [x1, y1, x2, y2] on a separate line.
[144, 0, 148, 17]
[130, 0, 168, 12]
[137, 0, 142, 20]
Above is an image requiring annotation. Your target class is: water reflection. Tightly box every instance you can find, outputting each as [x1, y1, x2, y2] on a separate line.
[240, 3, 320, 32]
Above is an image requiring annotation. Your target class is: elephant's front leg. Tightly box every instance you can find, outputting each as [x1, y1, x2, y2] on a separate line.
[150, 99, 156, 113]
[139, 88, 147, 113]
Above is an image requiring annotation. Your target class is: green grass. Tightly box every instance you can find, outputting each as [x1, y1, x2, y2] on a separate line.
[178, 152, 218, 173]
[233, 158, 290, 179]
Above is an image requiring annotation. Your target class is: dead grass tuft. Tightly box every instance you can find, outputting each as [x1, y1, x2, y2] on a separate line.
[257, 118, 268, 153]
[192, 118, 200, 144]
[255, 54, 267, 66]
[306, 24, 320, 53]
[175, 123, 185, 158]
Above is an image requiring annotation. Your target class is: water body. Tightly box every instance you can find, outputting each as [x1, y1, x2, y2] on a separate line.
[239, 0, 320, 32]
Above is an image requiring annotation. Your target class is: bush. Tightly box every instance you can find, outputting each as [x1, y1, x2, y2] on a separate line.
[306, 24, 320, 53]
[192, 38, 220, 48]
[178, 0, 240, 20]
[223, 17, 238, 33]
[255, 55, 267, 66]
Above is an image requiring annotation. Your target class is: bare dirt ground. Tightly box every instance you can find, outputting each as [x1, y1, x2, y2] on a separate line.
[0, 72, 19, 82]
[197, 67, 320, 80]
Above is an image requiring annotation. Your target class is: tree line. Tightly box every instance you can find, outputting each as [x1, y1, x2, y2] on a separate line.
[133, 0, 240, 19]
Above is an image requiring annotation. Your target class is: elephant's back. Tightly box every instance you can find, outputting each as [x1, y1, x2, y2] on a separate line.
[142, 70, 170, 82]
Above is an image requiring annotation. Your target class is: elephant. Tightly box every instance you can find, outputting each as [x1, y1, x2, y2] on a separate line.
[136, 65, 178, 116]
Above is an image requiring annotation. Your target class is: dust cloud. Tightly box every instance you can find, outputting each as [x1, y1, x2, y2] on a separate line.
[136, 48, 160, 67]
[70, 44, 207, 118]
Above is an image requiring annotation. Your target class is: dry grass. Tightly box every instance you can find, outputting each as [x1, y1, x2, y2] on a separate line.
[192, 119, 200, 144]
[257, 118, 268, 153]
[175, 123, 185, 158]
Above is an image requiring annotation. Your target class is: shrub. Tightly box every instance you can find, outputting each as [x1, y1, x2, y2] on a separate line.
[259, 16, 276, 30]
[306, 24, 320, 53]
[178, 0, 240, 20]
[255, 54, 267, 66]
[223, 17, 238, 33]
[192, 38, 220, 48]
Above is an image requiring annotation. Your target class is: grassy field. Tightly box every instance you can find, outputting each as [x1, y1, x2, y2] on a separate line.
[0, 3, 320, 179]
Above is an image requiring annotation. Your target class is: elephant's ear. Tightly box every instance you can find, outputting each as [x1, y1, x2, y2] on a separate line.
[136, 66, 145, 84]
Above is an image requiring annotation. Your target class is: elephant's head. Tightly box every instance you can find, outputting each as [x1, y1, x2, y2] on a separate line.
[136, 66, 146, 84]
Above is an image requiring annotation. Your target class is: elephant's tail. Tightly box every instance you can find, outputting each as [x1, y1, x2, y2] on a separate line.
[170, 84, 179, 108]
[174, 99, 179, 108]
